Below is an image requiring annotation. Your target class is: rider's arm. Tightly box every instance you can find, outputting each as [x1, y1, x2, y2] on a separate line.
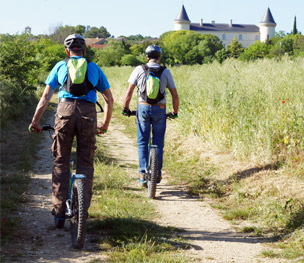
[169, 88, 179, 114]
[123, 83, 136, 109]
[29, 85, 55, 132]
[98, 88, 114, 133]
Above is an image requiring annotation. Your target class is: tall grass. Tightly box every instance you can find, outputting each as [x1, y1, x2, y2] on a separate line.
[173, 58, 304, 162]
[104, 58, 304, 163]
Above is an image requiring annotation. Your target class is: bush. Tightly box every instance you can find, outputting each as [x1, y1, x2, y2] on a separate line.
[0, 34, 40, 126]
[240, 41, 271, 61]
[121, 54, 141, 66]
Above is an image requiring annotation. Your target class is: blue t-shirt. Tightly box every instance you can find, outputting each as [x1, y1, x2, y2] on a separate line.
[45, 56, 110, 103]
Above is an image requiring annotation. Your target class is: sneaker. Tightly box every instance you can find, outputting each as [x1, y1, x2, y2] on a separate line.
[52, 208, 66, 229]
[138, 173, 147, 183]
[157, 175, 162, 184]
[138, 173, 148, 188]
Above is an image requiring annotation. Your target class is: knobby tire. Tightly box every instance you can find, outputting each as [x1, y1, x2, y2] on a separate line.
[70, 179, 86, 249]
[148, 147, 158, 199]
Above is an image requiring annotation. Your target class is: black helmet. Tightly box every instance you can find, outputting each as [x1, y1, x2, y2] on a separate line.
[145, 45, 162, 59]
[64, 34, 86, 51]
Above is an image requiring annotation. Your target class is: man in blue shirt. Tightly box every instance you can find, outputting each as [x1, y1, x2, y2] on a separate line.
[29, 34, 114, 228]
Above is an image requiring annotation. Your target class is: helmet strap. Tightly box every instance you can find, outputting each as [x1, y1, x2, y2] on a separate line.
[65, 48, 71, 57]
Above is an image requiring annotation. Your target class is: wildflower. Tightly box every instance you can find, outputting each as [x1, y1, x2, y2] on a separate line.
[282, 101, 286, 103]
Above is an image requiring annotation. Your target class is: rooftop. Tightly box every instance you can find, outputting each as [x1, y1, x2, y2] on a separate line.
[260, 7, 276, 24]
[175, 5, 190, 22]
[190, 23, 259, 33]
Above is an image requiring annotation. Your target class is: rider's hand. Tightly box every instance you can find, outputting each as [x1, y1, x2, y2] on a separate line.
[166, 112, 178, 119]
[28, 122, 42, 133]
[122, 107, 132, 117]
[97, 124, 108, 134]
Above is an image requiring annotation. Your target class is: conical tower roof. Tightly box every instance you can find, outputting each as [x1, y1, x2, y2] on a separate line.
[175, 5, 190, 22]
[260, 7, 276, 25]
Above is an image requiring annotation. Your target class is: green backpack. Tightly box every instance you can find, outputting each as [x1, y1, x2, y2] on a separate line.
[62, 57, 94, 97]
[140, 65, 166, 104]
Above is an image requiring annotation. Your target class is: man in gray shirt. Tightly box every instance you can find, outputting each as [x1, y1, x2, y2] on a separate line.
[122, 45, 179, 184]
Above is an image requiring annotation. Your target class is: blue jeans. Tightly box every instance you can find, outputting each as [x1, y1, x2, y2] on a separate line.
[137, 104, 167, 175]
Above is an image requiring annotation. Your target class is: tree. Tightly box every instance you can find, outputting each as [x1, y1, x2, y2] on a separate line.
[83, 26, 111, 38]
[94, 39, 129, 66]
[130, 43, 145, 56]
[34, 37, 66, 71]
[226, 38, 244, 58]
[281, 36, 294, 55]
[292, 16, 298, 35]
[0, 34, 40, 124]
[75, 25, 86, 35]
[49, 24, 76, 43]
[158, 30, 223, 65]
[121, 54, 141, 66]
[240, 41, 271, 61]
[215, 49, 228, 64]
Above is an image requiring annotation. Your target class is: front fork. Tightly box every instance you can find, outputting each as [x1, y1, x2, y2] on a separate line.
[65, 160, 85, 218]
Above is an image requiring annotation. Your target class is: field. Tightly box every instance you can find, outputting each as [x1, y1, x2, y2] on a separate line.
[103, 57, 304, 260]
[105, 57, 304, 164]
[1, 57, 304, 261]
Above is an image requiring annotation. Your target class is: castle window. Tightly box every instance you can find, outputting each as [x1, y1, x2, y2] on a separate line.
[255, 35, 259, 40]
[239, 34, 243, 41]
[222, 34, 226, 40]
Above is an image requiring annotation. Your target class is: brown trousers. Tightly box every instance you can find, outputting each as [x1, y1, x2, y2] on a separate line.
[51, 100, 97, 216]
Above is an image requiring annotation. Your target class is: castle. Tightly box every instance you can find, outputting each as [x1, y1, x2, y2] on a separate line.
[174, 5, 276, 48]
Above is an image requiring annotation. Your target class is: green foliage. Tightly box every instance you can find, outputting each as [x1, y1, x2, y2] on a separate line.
[85, 46, 96, 61]
[94, 40, 129, 66]
[49, 24, 77, 43]
[240, 41, 271, 61]
[120, 34, 152, 41]
[292, 16, 298, 35]
[121, 54, 141, 66]
[75, 25, 86, 35]
[226, 37, 245, 58]
[34, 37, 66, 72]
[215, 48, 228, 64]
[0, 34, 40, 125]
[130, 43, 145, 56]
[158, 30, 223, 65]
[83, 26, 111, 38]
[0, 34, 39, 87]
[48, 24, 111, 43]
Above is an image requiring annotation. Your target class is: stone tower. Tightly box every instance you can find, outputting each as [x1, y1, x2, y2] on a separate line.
[259, 8, 276, 42]
[174, 5, 190, 31]
[25, 25, 31, 35]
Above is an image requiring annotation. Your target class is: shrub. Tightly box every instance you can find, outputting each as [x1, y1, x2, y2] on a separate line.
[0, 34, 39, 126]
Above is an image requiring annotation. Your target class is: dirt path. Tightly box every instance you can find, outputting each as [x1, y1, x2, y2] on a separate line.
[10, 116, 286, 262]
[103, 120, 286, 263]
[8, 114, 106, 263]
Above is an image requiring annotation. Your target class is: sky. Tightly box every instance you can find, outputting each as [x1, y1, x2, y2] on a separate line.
[0, 0, 303, 38]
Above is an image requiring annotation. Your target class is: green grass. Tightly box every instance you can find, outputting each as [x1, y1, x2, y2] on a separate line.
[0, 97, 56, 246]
[87, 118, 191, 262]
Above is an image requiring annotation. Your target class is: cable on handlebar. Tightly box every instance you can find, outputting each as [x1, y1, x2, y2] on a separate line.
[42, 124, 55, 131]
